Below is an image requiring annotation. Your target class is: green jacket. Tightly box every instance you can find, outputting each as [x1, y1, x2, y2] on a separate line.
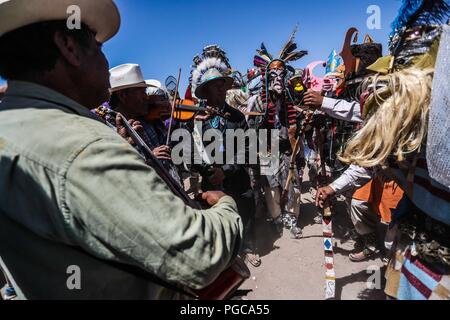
[0, 81, 243, 300]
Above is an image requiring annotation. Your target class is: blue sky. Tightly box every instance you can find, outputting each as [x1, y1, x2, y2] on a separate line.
[1, 0, 403, 91]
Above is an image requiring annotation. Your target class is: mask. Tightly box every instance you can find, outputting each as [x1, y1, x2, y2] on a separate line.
[302, 61, 326, 92]
[268, 68, 286, 96]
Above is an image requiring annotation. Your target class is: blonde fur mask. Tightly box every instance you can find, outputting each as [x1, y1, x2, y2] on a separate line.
[339, 68, 434, 168]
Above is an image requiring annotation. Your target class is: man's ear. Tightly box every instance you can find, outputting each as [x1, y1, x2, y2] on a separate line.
[116, 90, 127, 104]
[53, 31, 84, 67]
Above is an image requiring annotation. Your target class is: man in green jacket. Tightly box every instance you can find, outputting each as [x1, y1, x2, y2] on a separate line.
[0, 0, 243, 299]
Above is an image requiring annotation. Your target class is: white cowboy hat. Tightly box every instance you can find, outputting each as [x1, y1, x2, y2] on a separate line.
[145, 79, 162, 88]
[109, 64, 150, 93]
[0, 0, 120, 43]
[145, 79, 169, 97]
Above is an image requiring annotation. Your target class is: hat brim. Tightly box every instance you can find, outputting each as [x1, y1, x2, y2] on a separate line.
[0, 0, 120, 43]
[366, 56, 393, 75]
[195, 76, 233, 99]
[110, 82, 150, 93]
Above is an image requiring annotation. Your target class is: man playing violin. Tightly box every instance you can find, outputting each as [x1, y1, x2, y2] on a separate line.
[190, 49, 260, 267]
[0, 0, 243, 300]
[108, 66, 182, 185]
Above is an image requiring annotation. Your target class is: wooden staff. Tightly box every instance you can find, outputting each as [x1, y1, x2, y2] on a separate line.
[280, 136, 302, 209]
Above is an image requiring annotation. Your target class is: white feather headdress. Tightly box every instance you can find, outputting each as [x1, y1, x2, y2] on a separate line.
[190, 45, 233, 98]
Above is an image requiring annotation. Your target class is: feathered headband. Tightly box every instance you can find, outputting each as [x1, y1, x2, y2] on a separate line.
[389, 0, 450, 55]
[191, 45, 233, 99]
[253, 26, 308, 70]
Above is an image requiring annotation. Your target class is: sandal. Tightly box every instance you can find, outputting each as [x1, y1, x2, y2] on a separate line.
[290, 226, 303, 239]
[349, 248, 377, 262]
[314, 215, 323, 225]
[245, 252, 262, 268]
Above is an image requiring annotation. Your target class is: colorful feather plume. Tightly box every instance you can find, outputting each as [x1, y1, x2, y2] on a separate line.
[279, 25, 298, 59]
[254, 55, 269, 68]
[253, 25, 308, 69]
[391, 0, 450, 35]
[258, 43, 273, 61]
[284, 50, 308, 63]
[279, 25, 308, 62]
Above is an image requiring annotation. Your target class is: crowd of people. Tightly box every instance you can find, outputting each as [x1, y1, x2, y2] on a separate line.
[0, 0, 449, 300]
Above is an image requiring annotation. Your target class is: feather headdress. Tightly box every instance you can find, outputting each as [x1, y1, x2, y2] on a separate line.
[390, 0, 450, 51]
[278, 25, 308, 62]
[253, 26, 308, 70]
[191, 45, 233, 98]
[391, 0, 450, 34]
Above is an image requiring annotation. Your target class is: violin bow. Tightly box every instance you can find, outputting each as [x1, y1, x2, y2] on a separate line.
[166, 68, 182, 146]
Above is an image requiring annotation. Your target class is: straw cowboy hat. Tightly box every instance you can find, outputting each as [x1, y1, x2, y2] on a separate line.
[109, 63, 151, 93]
[0, 0, 120, 43]
[145, 79, 170, 98]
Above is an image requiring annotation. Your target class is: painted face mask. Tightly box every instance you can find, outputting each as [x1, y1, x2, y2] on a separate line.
[323, 74, 344, 95]
[268, 60, 287, 96]
[302, 61, 325, 92]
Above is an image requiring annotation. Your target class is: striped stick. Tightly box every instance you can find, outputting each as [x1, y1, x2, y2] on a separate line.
[323, 204, 335, 299]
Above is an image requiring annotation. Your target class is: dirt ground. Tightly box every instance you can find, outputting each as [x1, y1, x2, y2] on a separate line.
[236, 173, 387, 301]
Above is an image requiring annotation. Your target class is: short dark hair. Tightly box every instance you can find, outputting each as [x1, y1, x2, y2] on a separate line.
[0, 20, 94, 81]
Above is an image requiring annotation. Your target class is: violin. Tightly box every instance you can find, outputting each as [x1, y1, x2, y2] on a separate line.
[94, 105, 251, 300]
[172, 99, 210, 122]
[171, 99, 237, 122]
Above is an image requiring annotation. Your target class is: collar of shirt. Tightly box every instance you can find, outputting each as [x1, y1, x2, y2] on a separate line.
[1, 80, 102, 122]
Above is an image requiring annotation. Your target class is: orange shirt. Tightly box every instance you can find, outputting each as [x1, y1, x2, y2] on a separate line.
[352, 177, 404, 224]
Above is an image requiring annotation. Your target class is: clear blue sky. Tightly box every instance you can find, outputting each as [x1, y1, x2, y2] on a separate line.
[1, 0, 403, 92]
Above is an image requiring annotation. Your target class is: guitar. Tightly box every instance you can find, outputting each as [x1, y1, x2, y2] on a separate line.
[94, 106, 250, 300]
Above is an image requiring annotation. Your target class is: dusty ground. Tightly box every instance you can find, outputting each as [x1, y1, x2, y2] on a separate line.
[236, 174, 386, 301]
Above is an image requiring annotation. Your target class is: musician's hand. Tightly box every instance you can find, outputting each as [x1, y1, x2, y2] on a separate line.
[116, 115, 143, 145]
[200, 191, 227, 206]
[195, 113, 213, 122]
[304, 90, 324, 109]
[152, 145, 172, 161]
[315, 185, 336, 209]
[208, 167, 226, 186]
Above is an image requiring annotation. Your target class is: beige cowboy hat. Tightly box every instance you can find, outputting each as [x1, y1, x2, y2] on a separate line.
[0, 0, 120, 43]
[109, 63, 151, 93]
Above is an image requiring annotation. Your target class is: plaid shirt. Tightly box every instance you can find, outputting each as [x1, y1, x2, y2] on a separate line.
[139, 119, 182, 186]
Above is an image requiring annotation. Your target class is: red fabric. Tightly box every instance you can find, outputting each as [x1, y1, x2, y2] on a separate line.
[184, 84, 193, 100]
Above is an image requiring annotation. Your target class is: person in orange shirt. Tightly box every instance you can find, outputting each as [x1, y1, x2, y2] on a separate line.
[317, 165, 404, 262]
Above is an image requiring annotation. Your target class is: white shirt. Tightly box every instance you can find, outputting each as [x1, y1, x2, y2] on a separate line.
[321, 97, 363, 123]
[330, 164, 373, 195]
